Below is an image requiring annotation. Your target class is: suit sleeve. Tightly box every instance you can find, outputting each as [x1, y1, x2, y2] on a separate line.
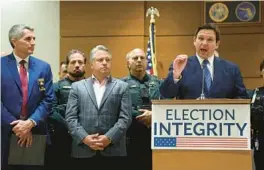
[233, 65, 249, 99]
[29, 64, 54, 125]
[65, 83, 88, 145]
[105, 83, 132, 144]
[159, 63, 181, 98]
[1, 102, 17, 126]
[50, 83, 67, 126]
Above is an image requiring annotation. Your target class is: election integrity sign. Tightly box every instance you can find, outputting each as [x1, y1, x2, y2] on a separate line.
[151, 100, 251, 150]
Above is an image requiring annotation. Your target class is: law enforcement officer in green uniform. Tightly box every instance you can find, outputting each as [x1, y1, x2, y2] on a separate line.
[47, 49, 86, 170]
[121, 48, 163, 170]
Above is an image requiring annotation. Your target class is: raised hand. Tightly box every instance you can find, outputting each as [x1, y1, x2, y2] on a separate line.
[173, 54, 188, 79]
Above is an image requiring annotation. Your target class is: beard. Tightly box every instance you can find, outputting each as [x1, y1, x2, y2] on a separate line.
[68, 71, 85, 78]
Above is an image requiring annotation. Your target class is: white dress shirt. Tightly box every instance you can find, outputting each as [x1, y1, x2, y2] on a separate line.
[196, 53, 214, 80]
[14, 53, 29, 80]
[92, 75, 108, 108]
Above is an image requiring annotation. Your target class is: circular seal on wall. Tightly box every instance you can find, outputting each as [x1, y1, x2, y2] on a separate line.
[235, 2, 256, 22]
[209, 3, 229, 23]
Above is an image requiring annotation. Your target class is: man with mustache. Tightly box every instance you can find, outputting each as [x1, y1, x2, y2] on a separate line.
[160, 23, 248, 99]
[48, 49, 86, 170]
[121, 48, 163, 170]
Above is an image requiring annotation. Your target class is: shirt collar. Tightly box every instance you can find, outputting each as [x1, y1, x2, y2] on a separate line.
[129, 73, 150, 83]
[196, 53, 214, 66]
[13, 52, 29, 65]
[92, 74, 110, 83]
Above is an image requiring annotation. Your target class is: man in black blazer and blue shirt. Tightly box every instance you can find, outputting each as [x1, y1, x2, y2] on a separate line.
[160, 23, 248, 99]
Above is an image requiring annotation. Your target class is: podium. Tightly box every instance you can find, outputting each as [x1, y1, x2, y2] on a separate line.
[151, 99, 252, 170]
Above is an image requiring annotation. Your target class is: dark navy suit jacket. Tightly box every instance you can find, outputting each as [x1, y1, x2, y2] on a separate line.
[1, 53, 54, 166]
[160, 56, 248, 99]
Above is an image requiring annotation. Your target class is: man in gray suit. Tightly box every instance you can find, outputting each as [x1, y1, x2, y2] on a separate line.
[65, 45, 132, 170]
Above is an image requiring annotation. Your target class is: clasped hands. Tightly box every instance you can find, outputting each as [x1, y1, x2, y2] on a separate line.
[82, 133, 111, 151]
[10, 119, 35, 147]
[136, 109, 152, 128]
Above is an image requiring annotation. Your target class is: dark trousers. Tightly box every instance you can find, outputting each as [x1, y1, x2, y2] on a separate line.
[254, 137, 264, 170]
[254, 150, 264, 170]
[126, 118, 152, 170]
[46, 126, 72, 170]
[254, 132, 264, 170]
[71, 154, 126, 170]
[5, 165, 45, 170]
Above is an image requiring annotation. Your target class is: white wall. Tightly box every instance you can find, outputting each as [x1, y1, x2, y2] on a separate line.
[1, 0, 60, 81]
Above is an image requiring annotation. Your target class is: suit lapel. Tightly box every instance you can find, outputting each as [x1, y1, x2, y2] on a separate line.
[28, 56, 38, 99]
[210, 57, 221, 93]
[84, 78, 99, 110]
[192, 56, 203, 88]
[7, 54, 22, 94]
[99, 77, 116, 110]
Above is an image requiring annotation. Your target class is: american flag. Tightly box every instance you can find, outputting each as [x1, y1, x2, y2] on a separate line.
[146, 22, 158, 76]
[146, 40, 153, 75]
[154, 137, 249, 149]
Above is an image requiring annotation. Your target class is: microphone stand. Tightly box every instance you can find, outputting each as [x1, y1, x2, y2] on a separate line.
[198, 66, 206, 100]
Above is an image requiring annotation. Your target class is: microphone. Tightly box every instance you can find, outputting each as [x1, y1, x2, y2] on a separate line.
[198, 65, 206, 100]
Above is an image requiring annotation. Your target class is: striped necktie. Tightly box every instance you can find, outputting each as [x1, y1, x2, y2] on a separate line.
[202, 59, 212, 95]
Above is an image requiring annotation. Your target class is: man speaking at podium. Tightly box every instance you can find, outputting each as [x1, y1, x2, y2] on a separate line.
[159, 23, 248, 99]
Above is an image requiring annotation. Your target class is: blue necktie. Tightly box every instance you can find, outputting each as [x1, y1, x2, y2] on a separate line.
[202, 60, 212, 94]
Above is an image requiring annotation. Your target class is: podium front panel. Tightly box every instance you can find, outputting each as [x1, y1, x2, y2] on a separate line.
[151, 99, 252, 170]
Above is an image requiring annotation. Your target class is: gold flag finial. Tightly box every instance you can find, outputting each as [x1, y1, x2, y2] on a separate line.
[146, 7, 159, 76]
[146, 7, 160, 24]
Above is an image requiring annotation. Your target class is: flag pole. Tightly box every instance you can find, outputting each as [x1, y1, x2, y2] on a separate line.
[146, 7, 159, 76]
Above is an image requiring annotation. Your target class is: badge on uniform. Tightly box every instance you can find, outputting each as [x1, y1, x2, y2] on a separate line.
[62, 86, 71, 89]
[38, 78, 45, 91]
[130, 85, 137, 88]
[149, 81, 156, 87]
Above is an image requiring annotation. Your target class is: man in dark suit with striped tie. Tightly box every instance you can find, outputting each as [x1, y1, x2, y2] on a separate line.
[160, 23, 248, 99]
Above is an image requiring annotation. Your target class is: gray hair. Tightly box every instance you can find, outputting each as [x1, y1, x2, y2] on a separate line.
[8, 24, 34, 48]
[89, 45, 112, 63]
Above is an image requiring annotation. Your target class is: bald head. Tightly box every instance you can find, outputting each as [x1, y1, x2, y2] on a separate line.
[126, 48, 147, 79]
[126, 48, 145, 61]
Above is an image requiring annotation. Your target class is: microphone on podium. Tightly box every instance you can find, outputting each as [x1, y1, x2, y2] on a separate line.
[197, 65, 206, 100]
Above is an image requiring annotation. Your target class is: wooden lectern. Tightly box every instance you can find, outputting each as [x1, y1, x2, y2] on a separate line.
[152, 99, 252, 170]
